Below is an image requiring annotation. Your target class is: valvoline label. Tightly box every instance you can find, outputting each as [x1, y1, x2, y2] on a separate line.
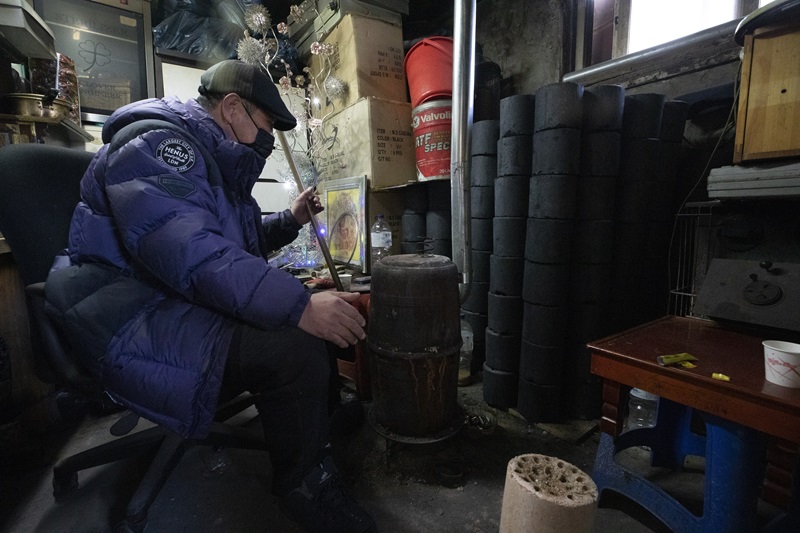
[412, 101, 452, 181]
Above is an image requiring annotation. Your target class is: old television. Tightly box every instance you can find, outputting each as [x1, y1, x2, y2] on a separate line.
[33, 0, 156, 123]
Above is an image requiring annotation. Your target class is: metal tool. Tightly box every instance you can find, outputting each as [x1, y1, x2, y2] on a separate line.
[275, 130, 343, 291]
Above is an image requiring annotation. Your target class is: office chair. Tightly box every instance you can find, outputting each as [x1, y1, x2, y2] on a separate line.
[0, 143, 265, 533]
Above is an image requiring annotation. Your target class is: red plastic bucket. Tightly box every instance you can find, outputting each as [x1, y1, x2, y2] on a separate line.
[404, 37, 454, 108]
[412, 100, 452, 181]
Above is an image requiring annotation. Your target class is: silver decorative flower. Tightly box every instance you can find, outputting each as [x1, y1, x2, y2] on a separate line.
[290, 5, 305, 20]
[323, 76, 348, 101]
[264, 38, 278, 54]
[237, 36, 266, 66]
[277, 22, 289, 35]
[244, 5, 272, 35]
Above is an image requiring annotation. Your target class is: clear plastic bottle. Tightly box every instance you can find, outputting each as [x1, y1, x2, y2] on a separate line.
[458, 315, 473, 386]
[370, 214, 392, 268]
[625, 388, 659, 431]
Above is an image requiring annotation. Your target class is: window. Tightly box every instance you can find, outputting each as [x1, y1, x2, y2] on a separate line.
[628, 0, 736, 54]
[582, 0, 764, 67]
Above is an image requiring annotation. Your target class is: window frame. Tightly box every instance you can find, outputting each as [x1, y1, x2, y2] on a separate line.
[576, 0, 762, 69]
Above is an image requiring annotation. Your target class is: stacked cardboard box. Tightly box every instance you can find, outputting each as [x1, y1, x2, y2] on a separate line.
[304, 12, 414, 269]
[313, 96, 415, 190]
[308, 14, 407, 117]
[288, 0, 408, 57]
[309, 13, 414, 191]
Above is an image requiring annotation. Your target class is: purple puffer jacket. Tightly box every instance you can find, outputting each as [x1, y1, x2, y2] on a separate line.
[46, 96, 310, 438]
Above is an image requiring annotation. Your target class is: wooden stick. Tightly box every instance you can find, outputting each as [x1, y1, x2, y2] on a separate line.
[276, 130, 343, 292]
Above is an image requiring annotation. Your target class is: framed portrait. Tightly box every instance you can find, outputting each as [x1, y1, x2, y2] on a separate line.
[320, 175, 367, 269]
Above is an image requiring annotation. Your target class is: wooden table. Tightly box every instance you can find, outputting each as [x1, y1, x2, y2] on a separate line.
[588, 315, 800, 532]
[589, 315, 800, 443]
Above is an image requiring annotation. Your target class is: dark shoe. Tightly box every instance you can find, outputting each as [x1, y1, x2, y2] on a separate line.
[329, 397, 364, 438]
[281, 456, 377, 533]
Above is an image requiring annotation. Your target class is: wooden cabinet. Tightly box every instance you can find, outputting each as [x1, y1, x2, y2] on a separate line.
[0, 250, 52, 414]
[735, 23, 800, 163]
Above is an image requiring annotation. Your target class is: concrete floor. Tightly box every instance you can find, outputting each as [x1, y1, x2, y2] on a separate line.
[0, 381, 782, 532]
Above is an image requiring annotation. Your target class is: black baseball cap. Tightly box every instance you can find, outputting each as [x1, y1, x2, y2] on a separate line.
[199, 60, 297, 131]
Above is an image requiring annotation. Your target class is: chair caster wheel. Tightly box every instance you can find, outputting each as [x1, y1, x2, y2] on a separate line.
[52, 472, 78, 500]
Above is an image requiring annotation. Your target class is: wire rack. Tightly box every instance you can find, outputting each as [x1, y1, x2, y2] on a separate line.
[669, 200, 721, 317]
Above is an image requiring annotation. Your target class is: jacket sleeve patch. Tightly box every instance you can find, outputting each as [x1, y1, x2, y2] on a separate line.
[158, 175, 197, 198]
[156, 138, 196, 172]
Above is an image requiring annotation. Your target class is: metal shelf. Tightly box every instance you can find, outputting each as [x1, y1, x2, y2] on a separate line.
[0, 113, 94, 142]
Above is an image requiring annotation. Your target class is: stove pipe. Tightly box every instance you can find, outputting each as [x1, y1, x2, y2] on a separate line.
[451, 0, 476, 302]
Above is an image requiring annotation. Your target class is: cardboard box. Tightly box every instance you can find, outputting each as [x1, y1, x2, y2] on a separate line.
[366, 188, 404, 272]
[313, 97, 416, 190]
[315, 179, 404, 273]
[309, 14, 407, 118]
[288, 0, 407, 56]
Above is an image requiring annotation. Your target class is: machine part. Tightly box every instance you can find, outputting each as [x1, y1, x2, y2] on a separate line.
[694, 258, 800, 331]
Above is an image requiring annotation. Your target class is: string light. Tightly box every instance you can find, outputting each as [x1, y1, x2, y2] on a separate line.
[237, 4, 351, 269]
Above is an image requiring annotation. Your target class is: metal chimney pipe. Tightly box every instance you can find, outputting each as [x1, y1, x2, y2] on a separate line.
[452, 0, 476, 301]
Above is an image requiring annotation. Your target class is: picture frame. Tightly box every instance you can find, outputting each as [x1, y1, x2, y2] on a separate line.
[319, 175, 367, 269]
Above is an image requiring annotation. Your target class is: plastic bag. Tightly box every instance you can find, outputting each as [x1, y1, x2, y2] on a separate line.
[153, 11, 244, 59]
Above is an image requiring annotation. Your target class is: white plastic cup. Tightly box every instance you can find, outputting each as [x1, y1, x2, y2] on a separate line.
[338, 274, 352, 291]
[762, 340, 800, 388]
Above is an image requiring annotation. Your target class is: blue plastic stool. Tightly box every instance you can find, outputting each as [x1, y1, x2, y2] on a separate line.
[592, 398, 768, 532]
[763, 455, 800, 533]
[617, 398, 707, 470]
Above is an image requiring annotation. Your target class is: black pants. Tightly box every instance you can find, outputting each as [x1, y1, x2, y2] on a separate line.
[223, 324, 339, 496]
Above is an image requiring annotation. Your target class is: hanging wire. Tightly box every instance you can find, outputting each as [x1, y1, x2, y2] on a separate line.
[666, 62, 741, 316]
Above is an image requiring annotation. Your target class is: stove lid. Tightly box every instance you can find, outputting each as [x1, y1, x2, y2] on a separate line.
[694, 258, 800, 332]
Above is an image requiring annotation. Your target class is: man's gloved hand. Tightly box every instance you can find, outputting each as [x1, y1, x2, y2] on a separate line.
[297, 291, 366, 348]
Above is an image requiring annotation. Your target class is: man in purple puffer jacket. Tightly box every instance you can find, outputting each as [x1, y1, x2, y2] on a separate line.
[45, 60, 376, 533]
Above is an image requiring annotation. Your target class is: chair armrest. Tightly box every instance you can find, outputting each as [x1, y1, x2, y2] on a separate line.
[25, 281, 101, 397]
[26, 281, 46, 298]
